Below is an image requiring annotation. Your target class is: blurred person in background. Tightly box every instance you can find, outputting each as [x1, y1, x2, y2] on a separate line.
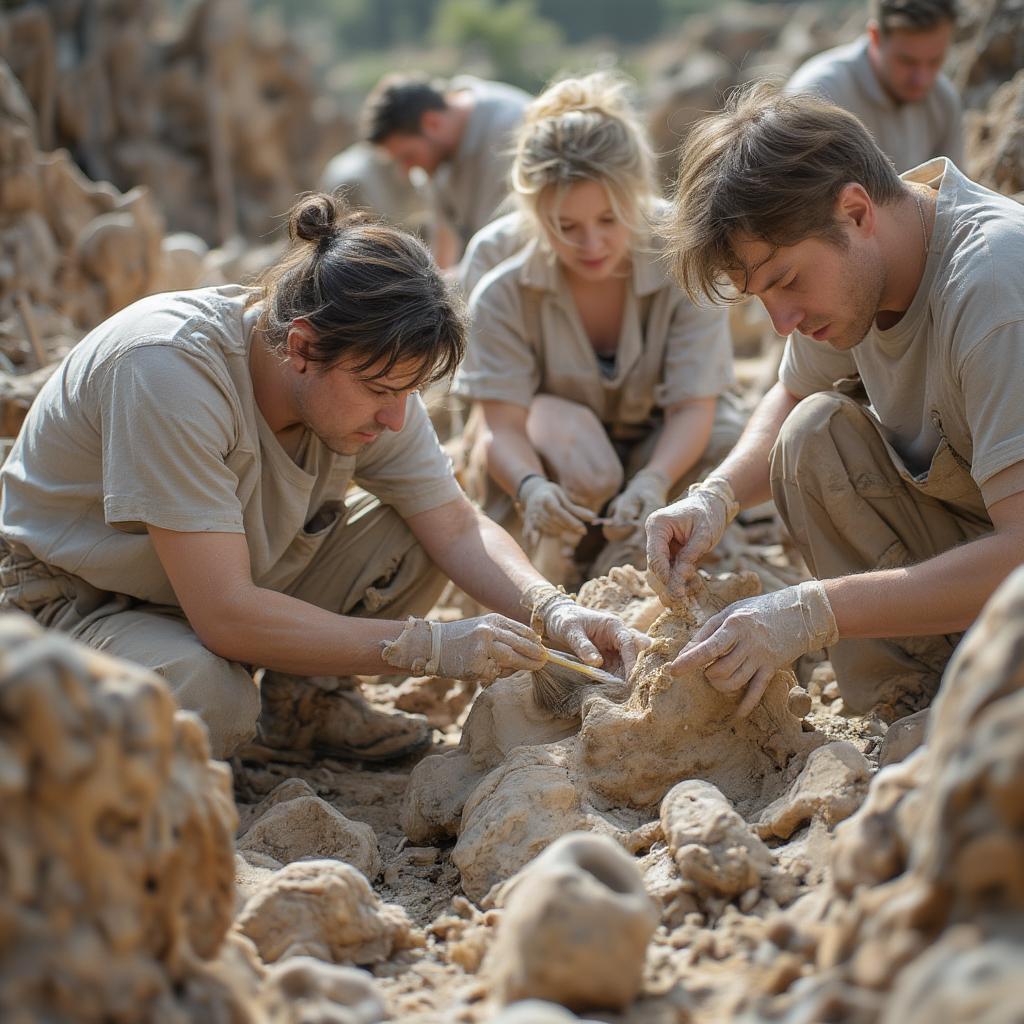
[454, 72, 744, 586]
[786, 0, 962, 172]
[362, 73, 530, 268]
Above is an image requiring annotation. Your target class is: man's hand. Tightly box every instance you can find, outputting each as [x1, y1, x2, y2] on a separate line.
[669, 580, 838, 717]
[645, 476, 739, 601]
[604, 469, 669, 541]
[523, 582, 650, 676]
[381, 613, 547, 684]
[519, 476, 593, 548]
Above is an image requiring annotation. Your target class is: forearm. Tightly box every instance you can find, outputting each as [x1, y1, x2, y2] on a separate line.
[825, 530, 1024, 638]
[409, 499, 544, 624]
[200, 584, 407, 676]
[485, 420, 545, 498]
[643, 398, 715, 486]
[713, 381, 800, 509]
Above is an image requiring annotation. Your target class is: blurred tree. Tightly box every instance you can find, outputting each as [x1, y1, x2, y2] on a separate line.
[537, 0, 664, 44]
[431, 0, 562, 89]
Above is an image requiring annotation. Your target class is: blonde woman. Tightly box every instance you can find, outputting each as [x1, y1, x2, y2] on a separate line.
[454, 71, 743, 583]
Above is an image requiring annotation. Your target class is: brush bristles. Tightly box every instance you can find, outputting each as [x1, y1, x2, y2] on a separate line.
[531, 663, 631, 718]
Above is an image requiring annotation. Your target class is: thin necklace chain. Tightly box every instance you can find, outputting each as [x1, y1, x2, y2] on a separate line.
[914, 192, 930, 264]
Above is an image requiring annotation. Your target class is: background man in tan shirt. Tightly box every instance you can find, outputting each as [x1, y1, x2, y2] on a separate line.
[786, 0, 962, 172]
[647, 85, 1024, 722]
[361, 72, 530, 266]
[0, 194, 645, 760]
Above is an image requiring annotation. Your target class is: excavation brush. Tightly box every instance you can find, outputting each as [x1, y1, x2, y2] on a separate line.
[532, 647, 625, 717]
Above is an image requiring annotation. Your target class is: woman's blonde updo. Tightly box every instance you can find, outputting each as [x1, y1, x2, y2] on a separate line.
[512, 71, 658, 241]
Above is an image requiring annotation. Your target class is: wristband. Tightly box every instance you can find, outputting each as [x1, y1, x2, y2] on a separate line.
[516, 472, 545, 501]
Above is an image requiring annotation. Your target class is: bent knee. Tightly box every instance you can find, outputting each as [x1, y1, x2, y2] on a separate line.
[771, 391, 865, 480]
[527, 397, 623, 508]
[162, 647, 260, 759]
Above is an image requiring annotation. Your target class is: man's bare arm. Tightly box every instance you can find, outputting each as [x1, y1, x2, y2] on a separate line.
[712, 380, 802, 510]
[826, 482, 1024, 638]
[405, 494, 545, 623]
[148, 526, 407, 675]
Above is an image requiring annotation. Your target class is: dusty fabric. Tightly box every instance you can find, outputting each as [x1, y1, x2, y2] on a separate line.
[454, 212, 735, 431]
[0, 490, 447, 758]
[0, 285, 461, 606]
[429, 76, 530, 253]
[770, 391, 992, 716]
[785, 36, 963, 172]
[779, 159, 1024, 509]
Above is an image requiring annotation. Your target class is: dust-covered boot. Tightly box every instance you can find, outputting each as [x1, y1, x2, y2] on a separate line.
[256, 672, 432, 762]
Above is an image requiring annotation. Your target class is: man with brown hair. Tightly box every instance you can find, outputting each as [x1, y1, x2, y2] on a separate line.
[361, 73, 529, 266]
[786, 0, 962, 171]
[646, 85, 1024, 721]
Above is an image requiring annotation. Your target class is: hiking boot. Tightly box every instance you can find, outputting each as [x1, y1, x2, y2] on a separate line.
[257, 673, 432, 762]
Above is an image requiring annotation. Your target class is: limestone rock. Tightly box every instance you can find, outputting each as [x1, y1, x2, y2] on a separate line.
[235, 850, 281, 910]
[238, 783, 381, 879]
[484, 833, 658, 1012]
[966, 70, 1024, 198]
[235, 859, 421, 965]
[576, 563, 664, 632]
[0, 613, 243, 1020]
[877, 708, 930, 769]
[757, 741, 870, 840]
[831, 751, 927, 896]
[451, 743, 596, 903]
[401, 672, 578, 845]
[579, 572, 821, 811]
[661, 780, 774, 902]
[488, 1002, 605, 1024]
[258, 957, 388, 1024]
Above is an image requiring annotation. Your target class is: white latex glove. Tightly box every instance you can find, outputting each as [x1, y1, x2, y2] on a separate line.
[645, 476, 739, 602]
[603, 469, 669, 541]
[669, 580, 839, 717]
[381, 614, 546, 685]
[519, 476, 593, 549]
[523, 582, 651, 677]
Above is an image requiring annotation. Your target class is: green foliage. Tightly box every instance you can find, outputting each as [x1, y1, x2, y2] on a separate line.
[431, 0, 563, 89]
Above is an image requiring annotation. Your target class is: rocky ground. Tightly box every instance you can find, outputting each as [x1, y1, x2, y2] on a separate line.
[3, 549, 1022, 1023]
[1, 1, 1023, 1020]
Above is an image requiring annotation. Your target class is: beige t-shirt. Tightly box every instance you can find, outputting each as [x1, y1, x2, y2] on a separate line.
[786, 36, 963, 173]
[779, 159, 1024, 508]
[0, 285, 461, 605]
[454, 213, 734, 429]
[430, 76, 530, 253]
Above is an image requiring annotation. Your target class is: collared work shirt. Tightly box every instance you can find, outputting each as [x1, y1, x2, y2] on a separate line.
[454, 214, 734, 430]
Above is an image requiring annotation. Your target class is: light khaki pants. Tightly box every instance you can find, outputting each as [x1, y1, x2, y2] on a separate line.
[770, 392, 992, 716]
[0, 490, 447, 757]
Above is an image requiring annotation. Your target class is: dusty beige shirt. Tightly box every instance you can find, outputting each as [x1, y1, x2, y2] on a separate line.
[429, 76, 530, 253]
[454, 213, 734, 428]
[779, 159, 1024, 508]
[786, 36, 963, 173]
[0, 285, 461, 605]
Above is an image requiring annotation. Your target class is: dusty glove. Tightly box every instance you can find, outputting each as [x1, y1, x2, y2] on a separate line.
[522, 582, 650, 677]
[519, 476, 593, 549]
[669, 580, 839, 717]
[603, 469, 669, 541]
[381, 614, 546, 685]
[645, 476, 739, 601]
